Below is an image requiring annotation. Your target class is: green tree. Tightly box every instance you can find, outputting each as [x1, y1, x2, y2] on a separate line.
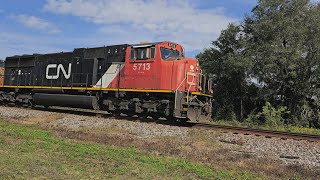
[245, 0, 320, 127]
[197, 24, 254, 120]
[198, 0, 320, 128]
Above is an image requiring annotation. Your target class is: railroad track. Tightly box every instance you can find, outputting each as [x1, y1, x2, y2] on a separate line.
[2, 105, 320, 143]
[192, 123, 320, 143]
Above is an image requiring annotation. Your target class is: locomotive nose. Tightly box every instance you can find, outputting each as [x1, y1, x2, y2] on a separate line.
[186, 59, 200, 73]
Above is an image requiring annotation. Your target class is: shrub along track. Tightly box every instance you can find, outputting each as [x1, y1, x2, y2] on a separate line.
[3, 105, 320, 143]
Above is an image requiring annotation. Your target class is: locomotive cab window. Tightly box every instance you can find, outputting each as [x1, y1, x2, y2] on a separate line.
[150, 47, 156, 59]
[137, 48, 148, 60]
[130, 49, 135, 60]
[130, 46, 156, 60]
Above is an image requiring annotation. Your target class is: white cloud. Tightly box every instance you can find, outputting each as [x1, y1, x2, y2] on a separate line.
[0, 31, 128, 60]
[0, 32, 63, 59]
[11, 14, 61, 34]
[43, 0, 236, 51]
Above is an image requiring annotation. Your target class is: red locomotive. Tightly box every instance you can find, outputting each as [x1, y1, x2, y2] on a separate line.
[0, 41, 212, 122]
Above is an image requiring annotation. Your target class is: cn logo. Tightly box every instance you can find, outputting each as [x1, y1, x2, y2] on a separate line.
[46, 63, 72, 80]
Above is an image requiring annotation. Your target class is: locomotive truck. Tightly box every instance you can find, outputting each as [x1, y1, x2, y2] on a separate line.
[0, 41, 212, 122]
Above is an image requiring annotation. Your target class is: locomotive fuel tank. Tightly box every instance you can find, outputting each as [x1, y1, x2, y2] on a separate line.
[33, 93, 99, 110]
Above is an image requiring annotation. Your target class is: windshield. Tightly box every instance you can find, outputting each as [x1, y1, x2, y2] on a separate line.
[160, 47, 180, 60]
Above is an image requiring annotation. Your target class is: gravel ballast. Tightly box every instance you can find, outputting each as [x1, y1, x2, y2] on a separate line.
[0, 106, 319, 169]
[0, 106, 189, 139]
[217, 133, 320, 168]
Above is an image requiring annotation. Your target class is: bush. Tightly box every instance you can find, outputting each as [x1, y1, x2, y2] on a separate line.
[258, 102, 287, 128]
[243, 112, 259, 127]
[244, 102, 288, 128]
[294, 102, 312, 127]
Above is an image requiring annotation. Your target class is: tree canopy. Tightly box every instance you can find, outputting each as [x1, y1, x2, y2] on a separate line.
[197, 0, 320, 128]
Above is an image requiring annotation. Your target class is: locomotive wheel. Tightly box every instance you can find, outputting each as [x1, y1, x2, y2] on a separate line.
[126, 111, 136, 118]
[177, 118, 188, 123]
[138, 114, 148, 120]
[150, 115, 160, 120]
[112, 109, 122, 117]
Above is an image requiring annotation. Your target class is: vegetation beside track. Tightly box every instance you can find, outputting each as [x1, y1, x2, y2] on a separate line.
[210, 119, 320, 135]
[0, 119, 258, 179]
[198, 0, 320, 129]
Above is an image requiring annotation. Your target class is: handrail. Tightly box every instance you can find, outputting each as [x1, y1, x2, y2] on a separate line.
[174, 62, 188, 109]
[208, 78, 213, 94]
[175, 76, 186, 92]
[174, 73, 187, 109]
[174, 71, 197, 109]
[186, 74, 196, 102]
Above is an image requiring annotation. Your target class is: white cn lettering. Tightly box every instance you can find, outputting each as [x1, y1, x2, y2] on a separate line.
[46, 63, 72, 80]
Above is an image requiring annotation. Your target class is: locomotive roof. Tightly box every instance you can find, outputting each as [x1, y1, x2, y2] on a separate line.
[130, 41, 162, 46]
[5, 41, 173, 60]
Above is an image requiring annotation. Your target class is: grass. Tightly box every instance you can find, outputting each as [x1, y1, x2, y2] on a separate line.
[0, 119, 259, 179]
[49, 125, 316, 179]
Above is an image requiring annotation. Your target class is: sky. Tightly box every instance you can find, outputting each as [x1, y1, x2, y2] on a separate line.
[0, 0, 319, 59]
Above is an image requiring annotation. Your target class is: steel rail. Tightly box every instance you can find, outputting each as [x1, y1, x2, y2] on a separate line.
[191, 123, 320, 142]
[1, 105, 319, 143]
